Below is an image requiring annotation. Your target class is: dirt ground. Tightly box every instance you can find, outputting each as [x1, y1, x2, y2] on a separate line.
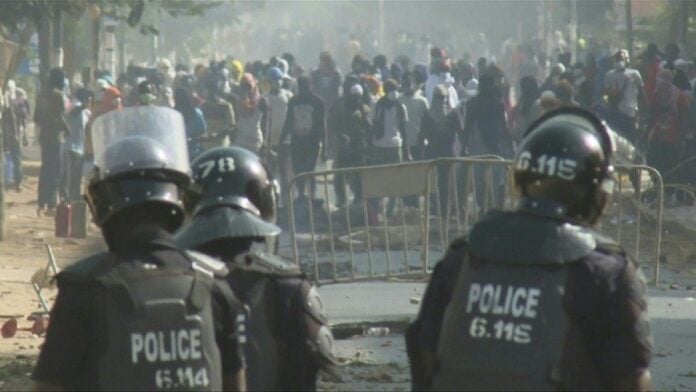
[0, 174, 106, 390]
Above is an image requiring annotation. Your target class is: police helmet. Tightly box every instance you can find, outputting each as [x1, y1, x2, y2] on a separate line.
[85, 107, 192, 232]
[85, 136, 189, 231]
[514, 107, 615, 224]
[176, 147, 281, 249]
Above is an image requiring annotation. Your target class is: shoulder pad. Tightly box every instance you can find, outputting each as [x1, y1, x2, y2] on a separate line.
[468, 211, 596, 265]
[232, 252, 304, 277]
[304, 284, 328, 324]
[589, 230, 624, 253]
[448, 236, 468, 251]
[311, 325, 340, 375]
[58, 252, 114, 282]
[185, 250, 229, 278]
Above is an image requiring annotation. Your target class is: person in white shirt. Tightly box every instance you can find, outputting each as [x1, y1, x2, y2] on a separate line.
[263, 67, 294, 207]
[603, 49, 644, 139]
[399, 72, 429, 161]
[425, 58, 459, 109]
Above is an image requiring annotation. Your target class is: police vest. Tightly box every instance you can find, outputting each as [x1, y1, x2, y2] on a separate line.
[65, 250, 227, 391]
[227, 251, 305, 391]
[431, 211, 613, 391]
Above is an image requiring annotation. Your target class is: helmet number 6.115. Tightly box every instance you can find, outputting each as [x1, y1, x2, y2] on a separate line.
[516, 151, 577, 181]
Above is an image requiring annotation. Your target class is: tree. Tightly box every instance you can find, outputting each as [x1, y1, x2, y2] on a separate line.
[0, 0, 221, 242]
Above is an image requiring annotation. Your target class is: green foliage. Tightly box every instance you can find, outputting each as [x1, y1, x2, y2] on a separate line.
[0, 0, 222, 35]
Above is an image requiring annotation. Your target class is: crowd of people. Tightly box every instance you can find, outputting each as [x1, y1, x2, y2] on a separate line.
[4, 37, 696, 217]
[0, 28, 669, 392]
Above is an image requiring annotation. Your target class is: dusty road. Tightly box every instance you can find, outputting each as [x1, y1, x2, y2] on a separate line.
[1, 168, 696, 391]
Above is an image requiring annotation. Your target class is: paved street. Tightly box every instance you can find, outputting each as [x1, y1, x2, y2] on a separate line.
[319, 281, 696, 391]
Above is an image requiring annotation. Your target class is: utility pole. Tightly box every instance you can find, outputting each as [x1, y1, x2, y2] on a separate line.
[89, 4, 101, 78]
[679, 0, 689, 49]
[545, 0, 553, 61]
[52, 6, 63, 67]
[118, 20, 126, 75]
[378, 0, 385, 55]
[569, 0, 577, 63]
[37, 12, 52, 87]
[625, 0, 634, 58]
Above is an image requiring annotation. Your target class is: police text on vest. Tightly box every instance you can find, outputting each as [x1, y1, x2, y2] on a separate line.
[465, 283, 540, 344]
[131, 328, 203, 364]
[466, 283, 540, 318]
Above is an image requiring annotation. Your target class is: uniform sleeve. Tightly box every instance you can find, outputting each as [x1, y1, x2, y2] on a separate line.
[567, 251, 652, 383]
[32, 282, 93, 388]
[416, 245, 464, 352]
[600, 258, 652, 379]
[211, 279, 246, 375]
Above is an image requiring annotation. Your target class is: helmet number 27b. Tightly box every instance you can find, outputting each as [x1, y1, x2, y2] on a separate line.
[198, 157, 236, 179]
[517, 151, 577, 181]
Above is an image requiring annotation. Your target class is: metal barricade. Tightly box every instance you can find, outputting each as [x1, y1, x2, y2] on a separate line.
[423, 157, 516, 270]
[287, 161, 435, 284]
[424, 159, 664, 285]
[287, 158, 664, 286]
[599, 164, 663, 285]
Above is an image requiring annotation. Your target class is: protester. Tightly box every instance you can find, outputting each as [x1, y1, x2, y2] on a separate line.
[647, 69, 689, 202]
[399, 72, 429, 161]
[61, 88, 92, 202]
[311, 51, 342, 110]
[33, 68, 70, 216]
[419, 85, 462, 215]
[281, 75, 325, 200]
[331, 82, 371, 206]
[263, 66, 293, 206]
[2, 87, 22, 192]
[604, 49, 644, 142]
[201, 78, 236, 151]
[232, 73, 268, 153]
[510, 75, 540, 142]
[174, 87, 207, 159]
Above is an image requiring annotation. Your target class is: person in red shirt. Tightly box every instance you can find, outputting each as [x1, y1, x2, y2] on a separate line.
[647, 68, 689, 197]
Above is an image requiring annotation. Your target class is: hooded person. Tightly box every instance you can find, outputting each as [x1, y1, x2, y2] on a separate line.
[647, 68, 689, 194]
[232, 73, 269, 153]
[330, 81, 372, 206]
[425, 57, 460, 108]
[463, 74, 511, 208]
[371, 78, 411, 164]
[83, 82, 123, 183]
[399, 72, 429, 161]
[262, 67, 294, 205]
[311, 51, 342, 110]
[33, 68, 71, 215]
[158, 58, 176, 86]
[280, 76, 326, 200]
[373, 54, 390, 81]
[540, 62, 566, 93]
[419, 84, 463, 216]
[362, 74, 382, 112]
[511, 76, 541, 142]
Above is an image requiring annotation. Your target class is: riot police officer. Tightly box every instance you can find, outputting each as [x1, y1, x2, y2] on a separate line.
[32, 107, 246, 391]
[407, 107, 652, 391]
[176, 146, 339, 391]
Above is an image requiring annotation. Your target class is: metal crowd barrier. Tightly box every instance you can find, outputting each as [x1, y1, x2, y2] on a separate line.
[287, 160, 435, 284]
[286, 158, 664, 286]
[603, 164, 663, 285]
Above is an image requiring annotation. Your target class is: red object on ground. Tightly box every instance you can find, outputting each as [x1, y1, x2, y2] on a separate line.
[55, 202, 73, 238]
[1, 318, 17, 338]
[1, 317, 49, 338]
